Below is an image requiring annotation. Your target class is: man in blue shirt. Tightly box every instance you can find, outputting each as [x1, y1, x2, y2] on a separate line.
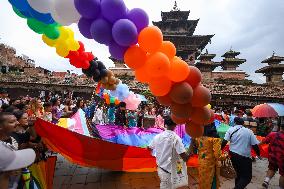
[221, 117, 260, 189]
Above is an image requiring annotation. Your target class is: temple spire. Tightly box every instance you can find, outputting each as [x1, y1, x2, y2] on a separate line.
[172, 1, 180, 11]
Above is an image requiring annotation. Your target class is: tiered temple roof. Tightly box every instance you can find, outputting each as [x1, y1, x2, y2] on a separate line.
[256, 52, 284, 85]
[152, 1, 214, 61]
[220, 49, 246, 71]
[195, 49, 220, 72]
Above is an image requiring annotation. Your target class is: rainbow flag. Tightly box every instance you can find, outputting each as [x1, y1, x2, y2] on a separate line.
[58, 109, 90, 136]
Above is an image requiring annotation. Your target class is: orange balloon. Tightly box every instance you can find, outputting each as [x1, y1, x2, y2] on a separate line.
[124, 45, 147, 70]
[138, 26, 163, 53]
[168, 57, 190, 82]
[135, 66, 150, 83]
[160, 41, 176, 60]
[169, 82, 193, 104]
[191, 85, 212, 107]
[190, 106, 211, 125]
[185, 66, 202, 89]
[156, 94, 172, 106]
[106, 98, 110, 105]
[149, 76, 172, 96]
[185, 121, 204, 138]
[115, 99, 120, 105]
[145, 52, 170, 77]
[171, 102, 193, 119]
[171, 114, 189, 124]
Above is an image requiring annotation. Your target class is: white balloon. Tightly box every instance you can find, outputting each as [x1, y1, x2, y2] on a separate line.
[51, 0, 80, 26]
[27, 0, 53, 13]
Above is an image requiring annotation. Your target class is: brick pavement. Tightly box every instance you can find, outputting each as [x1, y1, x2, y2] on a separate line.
[53, 155, 280, 189]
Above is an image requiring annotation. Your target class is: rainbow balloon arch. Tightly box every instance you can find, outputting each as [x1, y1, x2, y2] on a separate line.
[8, 0, 213, 137]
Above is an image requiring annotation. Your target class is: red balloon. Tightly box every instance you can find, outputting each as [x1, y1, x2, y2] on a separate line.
[156, 94, 172, 106]
[185, 66, 202, 89]
[171, 102, 193, 119]
[191, 106, 211, 125]
[169, 82, 193, 104]
[78, 41, 85, 52]
[171, 114, 188, 124]
[81, 60, 90, 69]
[185, 121, 204, 138]
[191, 85, 212, 107]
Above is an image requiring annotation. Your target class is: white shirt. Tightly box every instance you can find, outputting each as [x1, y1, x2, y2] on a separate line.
[224, 125, 259, 158]
[149, 130, 186, 172]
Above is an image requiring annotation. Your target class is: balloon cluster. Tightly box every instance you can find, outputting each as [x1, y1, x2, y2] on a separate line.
[8, 0, 213, 137]
[42, 27, 80, 57]
[67, 42, 94, 69]
[102, 93, 120, 105]
[75, 0, 149, 60]
[109, 83, 141, 110]
[82, 59, 119, 89]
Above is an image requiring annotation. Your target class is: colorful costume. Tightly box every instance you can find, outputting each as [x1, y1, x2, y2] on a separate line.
[196, 137, 222, 189]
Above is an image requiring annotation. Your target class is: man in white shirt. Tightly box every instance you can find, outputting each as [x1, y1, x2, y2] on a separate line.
[221, 117, 260, 189]
[148, 116, 191, 189]
[0, 89, 9, 108]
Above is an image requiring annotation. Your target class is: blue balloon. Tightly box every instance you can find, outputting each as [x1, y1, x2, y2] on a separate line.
[28, 8, 55, 24]
[8, 0, 29, 11]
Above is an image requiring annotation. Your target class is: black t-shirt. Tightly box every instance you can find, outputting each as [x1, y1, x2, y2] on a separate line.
[10, 132, 30, 145]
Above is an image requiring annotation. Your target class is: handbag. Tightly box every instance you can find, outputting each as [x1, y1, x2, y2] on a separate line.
[171, 138, 188, 189]
[220, 157, 236, 179]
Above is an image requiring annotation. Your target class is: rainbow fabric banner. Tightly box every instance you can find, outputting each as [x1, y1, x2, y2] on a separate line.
[96, 125, 191, 148]
[58, 109, 90, 136]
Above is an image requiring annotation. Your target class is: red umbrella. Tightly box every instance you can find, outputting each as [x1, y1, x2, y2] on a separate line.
[252, 104, 278, 118]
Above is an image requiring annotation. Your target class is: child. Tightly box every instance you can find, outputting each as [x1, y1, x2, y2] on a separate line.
[42, 102, 52, 122]
[127, 110, 137, 128]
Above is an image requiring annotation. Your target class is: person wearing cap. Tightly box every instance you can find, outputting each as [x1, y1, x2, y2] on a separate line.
[148, 116, 191, 189]
[0, 142, 36, 189]
[221, 117, 261, 189]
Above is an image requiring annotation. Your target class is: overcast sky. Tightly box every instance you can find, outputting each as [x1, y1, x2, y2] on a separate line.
[1, 0, 284, 83]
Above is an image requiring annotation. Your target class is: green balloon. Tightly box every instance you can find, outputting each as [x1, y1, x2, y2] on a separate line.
[110, 97, 116, 104]
[27, 18, 47, 34]
[13, 6, 26, 18]
[44, 25, 60, 40]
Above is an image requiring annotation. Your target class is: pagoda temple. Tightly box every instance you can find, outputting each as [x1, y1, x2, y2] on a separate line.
[256, 52, 284, 85]
[220, 48, 246, 71]
[153, 1, 214, 63]
[195, 49, 220, 80]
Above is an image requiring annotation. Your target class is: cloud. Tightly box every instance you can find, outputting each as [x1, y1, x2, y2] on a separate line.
[0, 0, 283, 83]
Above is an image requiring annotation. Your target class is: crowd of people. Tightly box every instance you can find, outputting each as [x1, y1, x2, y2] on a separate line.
[1, 87, 284, 189]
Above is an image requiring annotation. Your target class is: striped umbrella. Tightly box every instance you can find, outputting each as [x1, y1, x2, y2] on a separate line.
[252, 103, 284, 118]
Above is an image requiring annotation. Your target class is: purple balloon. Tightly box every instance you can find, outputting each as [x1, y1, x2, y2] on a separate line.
[127, 8, 149, 33]
[74, 0, 101, 19]
[78, 17, 93, 39]
[112, 19, 138, 47]
[101, 0, 127, 23]
[109, 41, 128, 60]
[90, 18, 113, 45]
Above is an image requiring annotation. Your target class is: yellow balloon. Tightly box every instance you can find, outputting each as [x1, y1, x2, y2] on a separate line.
[58, 27, 70, 40]
[42, 34, 56, 47]
[56, 41, 70, 57]
[68, 39, 80, 51]
[207, 104, 212, 109]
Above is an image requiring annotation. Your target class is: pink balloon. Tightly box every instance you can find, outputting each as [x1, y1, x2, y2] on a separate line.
[124, 92, 141, 110]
